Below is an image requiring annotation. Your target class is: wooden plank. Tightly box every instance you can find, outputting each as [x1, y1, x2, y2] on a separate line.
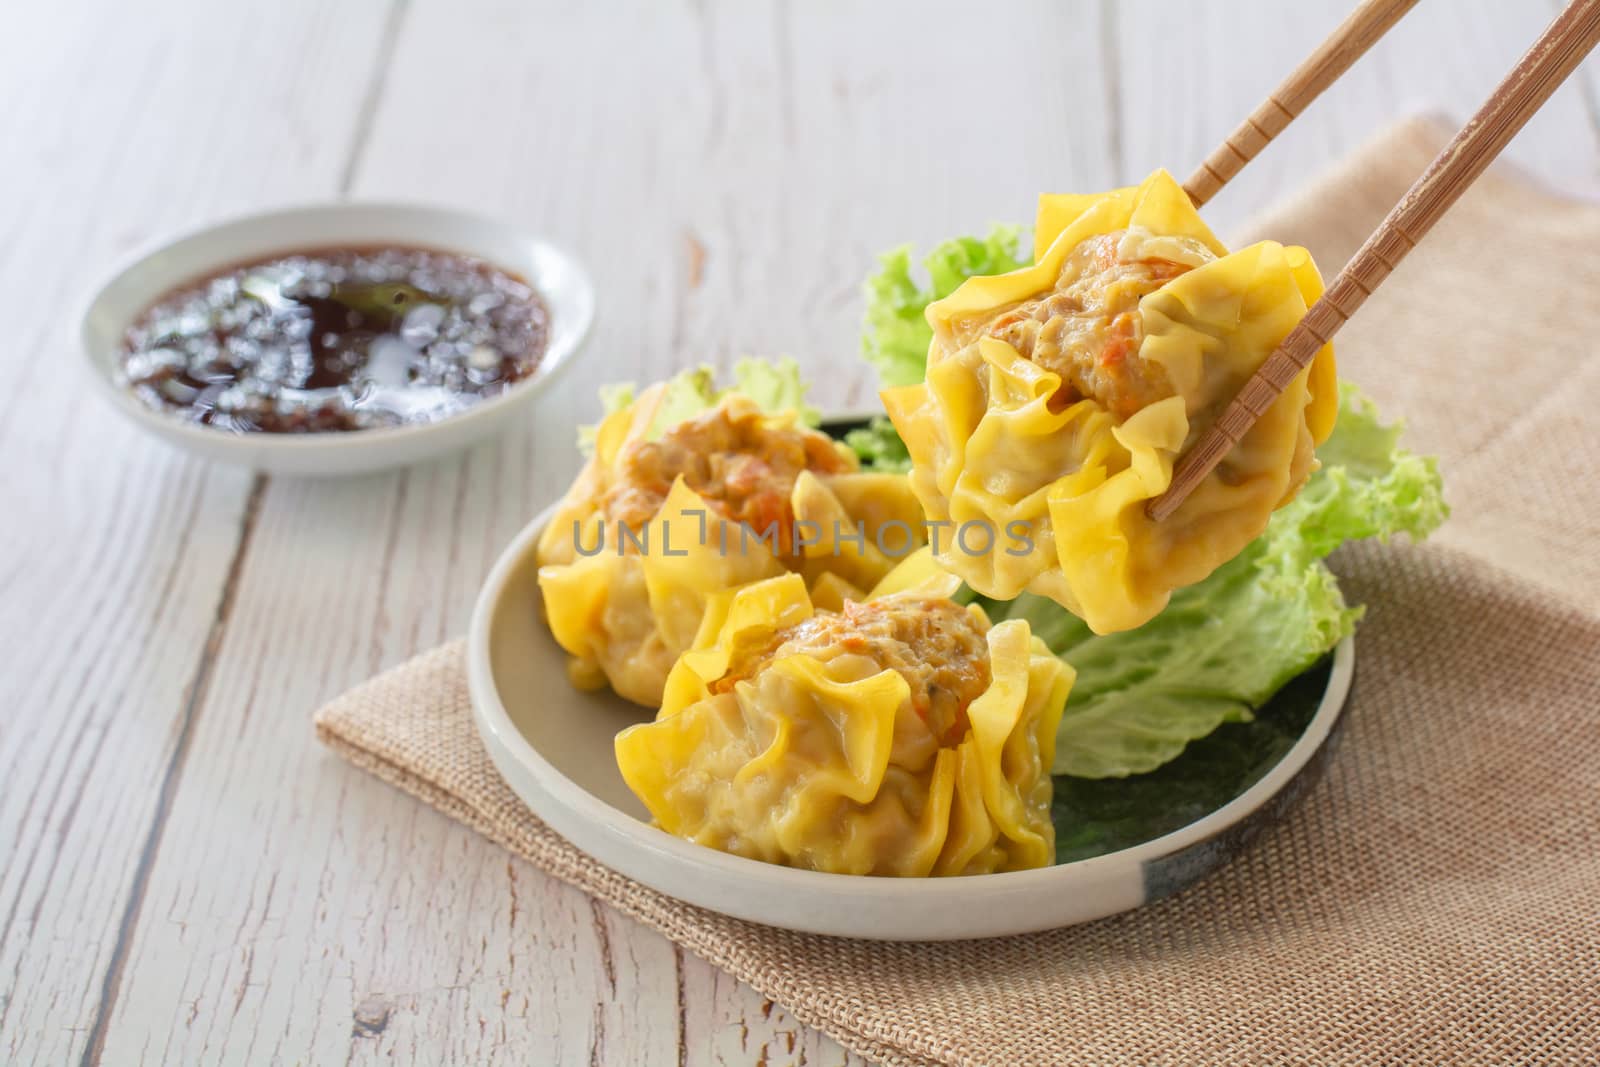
[1114, 0, 1600, 240]
[680, 961, 863, 1067]
[0, 3, 393, 1064]
[95, 1, 1115, 1063]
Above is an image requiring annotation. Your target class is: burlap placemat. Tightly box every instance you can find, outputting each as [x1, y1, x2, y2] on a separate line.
[315, 120, 1600, 1066]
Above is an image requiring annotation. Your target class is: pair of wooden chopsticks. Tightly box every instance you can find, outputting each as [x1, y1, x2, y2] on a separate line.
[1147, 0, 1600, 521]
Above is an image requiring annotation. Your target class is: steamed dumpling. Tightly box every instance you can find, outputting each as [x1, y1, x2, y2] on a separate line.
[883, 169, 1338, 634]
[614, 565, 1073, 876]
[537, 385, 926, 706]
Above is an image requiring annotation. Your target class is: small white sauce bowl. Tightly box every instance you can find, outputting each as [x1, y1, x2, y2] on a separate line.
[78, 203, 594, 476]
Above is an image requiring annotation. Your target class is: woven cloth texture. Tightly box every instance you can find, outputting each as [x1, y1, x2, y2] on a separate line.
[315, 120, 1600, 1067]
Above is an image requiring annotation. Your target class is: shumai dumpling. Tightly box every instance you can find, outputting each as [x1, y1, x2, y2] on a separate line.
[537, 385, 926, 706]
[614, 565, 1073, 876]
[883, 169, 1339, 634]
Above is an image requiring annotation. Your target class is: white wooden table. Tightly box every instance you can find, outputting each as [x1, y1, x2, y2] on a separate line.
[4, 2, 1597, 1063]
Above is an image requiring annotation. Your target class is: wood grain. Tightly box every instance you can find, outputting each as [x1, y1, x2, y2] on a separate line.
[1184, 0, 1422, 206]
[1151, 0, 1600, 521]
[1, 2, 1597, 1066]
[0, 3, 390, 1063]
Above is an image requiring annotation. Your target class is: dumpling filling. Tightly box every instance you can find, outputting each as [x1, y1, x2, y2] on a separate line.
[959, 229, 1212, 419]
[712, 595, 992, 746]
[604, 401, 854, 549]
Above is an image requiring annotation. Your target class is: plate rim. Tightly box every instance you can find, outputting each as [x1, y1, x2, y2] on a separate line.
[468, 502, 1354, 940]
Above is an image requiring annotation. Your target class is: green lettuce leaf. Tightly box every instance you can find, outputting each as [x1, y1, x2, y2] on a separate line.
[861, 226, 1026, 386]
[578, 357, 817, 453]
[979, 384, 1447, 778]
[842, 416, 912, 472]
[729, 357, 820, 426]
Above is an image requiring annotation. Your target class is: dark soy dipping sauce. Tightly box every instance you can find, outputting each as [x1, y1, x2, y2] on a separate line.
[118, 245, 551, 433]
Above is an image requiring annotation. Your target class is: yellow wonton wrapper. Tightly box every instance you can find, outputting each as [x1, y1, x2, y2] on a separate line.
[537, 388, 927, 706]
[614, 568, 1074, 876]
[883, 169, 1338, 633]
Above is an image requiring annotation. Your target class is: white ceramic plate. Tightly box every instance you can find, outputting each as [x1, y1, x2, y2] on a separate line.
[468, 495, 1355, 941]
[78, 203, 594, 476]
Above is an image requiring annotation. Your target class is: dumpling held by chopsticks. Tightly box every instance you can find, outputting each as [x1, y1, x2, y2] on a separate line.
[883, 169, 1339, 634]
